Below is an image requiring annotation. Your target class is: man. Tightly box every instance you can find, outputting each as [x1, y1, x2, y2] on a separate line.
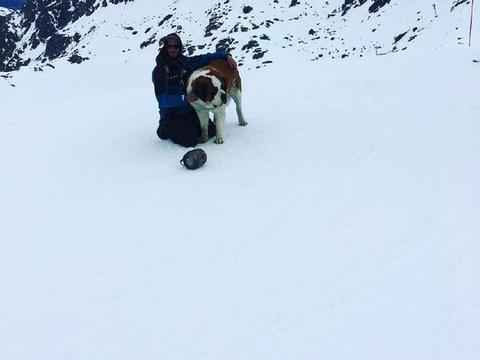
[152, 33, 238, 147]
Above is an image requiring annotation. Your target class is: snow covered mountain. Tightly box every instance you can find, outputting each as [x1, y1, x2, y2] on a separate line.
[0, 0, 474, 73]
[0, 7, 12, 16]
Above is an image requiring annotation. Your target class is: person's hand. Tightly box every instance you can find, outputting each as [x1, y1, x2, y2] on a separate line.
[186, 93, 198, 103]
[227, 55, 238, 71]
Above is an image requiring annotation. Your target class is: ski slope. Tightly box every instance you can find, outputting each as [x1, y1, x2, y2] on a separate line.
[1, 2, 480, 359]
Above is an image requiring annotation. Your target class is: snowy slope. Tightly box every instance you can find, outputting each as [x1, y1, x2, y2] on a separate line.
[1, 1, 480, 360]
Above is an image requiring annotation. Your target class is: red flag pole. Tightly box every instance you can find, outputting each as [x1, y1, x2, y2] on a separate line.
[469, 0, 475, 47]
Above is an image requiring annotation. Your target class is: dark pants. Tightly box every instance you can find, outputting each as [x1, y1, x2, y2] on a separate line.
[157, 106, 215, 148]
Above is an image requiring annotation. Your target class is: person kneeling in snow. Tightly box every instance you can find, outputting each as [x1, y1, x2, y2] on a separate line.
[152, 33, 238, 147]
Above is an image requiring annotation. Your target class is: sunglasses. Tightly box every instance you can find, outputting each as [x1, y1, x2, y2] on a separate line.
[166, 44, 180, 49]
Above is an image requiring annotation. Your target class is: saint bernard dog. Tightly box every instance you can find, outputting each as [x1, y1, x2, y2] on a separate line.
[187, 58, 247, 144]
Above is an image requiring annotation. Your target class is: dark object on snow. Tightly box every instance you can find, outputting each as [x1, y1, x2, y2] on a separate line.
[180, 149, 207, 170]
[156, 106, 216, 148]
[473, 59, 479, 63]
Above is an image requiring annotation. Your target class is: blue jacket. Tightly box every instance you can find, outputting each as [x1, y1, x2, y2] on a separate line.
[152, 52, 228, 113]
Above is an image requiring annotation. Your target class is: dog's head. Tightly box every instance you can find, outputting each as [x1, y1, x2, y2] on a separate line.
[188, 70, 228, 109]
[193, 76, 218, 103]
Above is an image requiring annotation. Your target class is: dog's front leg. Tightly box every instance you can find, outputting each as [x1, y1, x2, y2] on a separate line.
[196, 110, 210, 143]
[213, 107, 226, 144]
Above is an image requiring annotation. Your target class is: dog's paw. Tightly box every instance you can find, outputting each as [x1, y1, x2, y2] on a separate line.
[239, 119, 248, 126]
[199, 134, 209, 143]
[214, 136, 224, 144]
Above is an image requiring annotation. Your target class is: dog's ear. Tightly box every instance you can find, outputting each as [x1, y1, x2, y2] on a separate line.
[220, 78, 227, 92]
[221, 92, 228, 105]
[210, 85, 218, 102]
[219, 78, 227, 104]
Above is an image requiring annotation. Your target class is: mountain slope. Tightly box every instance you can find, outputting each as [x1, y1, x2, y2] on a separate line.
[0, 7, 13, 15]
[0, 0, 474, 72]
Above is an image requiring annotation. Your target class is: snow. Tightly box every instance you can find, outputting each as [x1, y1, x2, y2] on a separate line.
[0, 7, 12, 16]
[1, 2, 480, 359]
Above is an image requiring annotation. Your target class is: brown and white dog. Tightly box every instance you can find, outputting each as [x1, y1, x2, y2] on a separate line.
[187, 58, 247, 144]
